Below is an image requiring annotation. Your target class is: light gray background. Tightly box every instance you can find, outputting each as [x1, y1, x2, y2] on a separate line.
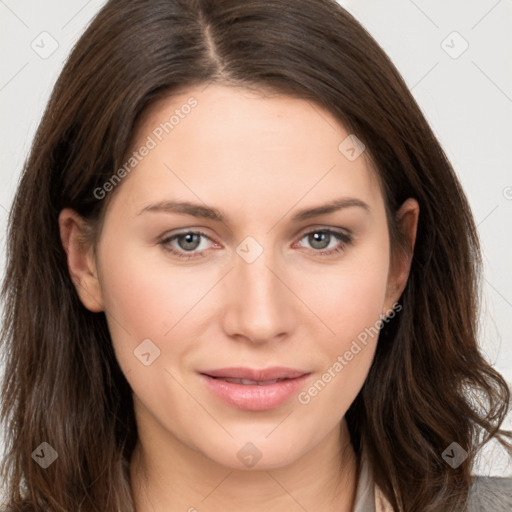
[0, 0, 510, 480]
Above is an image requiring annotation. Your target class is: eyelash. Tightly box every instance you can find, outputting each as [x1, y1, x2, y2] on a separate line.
[159, 228, 353, 260]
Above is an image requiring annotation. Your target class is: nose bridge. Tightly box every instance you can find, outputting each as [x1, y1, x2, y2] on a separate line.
[237, 238, 284, 310]
[224, 235, 292, 342]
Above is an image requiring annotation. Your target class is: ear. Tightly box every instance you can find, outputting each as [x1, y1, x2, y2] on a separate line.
[58, 208, 104, 312]
[384, 198, 419, 311]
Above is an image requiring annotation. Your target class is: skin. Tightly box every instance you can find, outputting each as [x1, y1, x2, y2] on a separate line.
[59, 83, 419, 512]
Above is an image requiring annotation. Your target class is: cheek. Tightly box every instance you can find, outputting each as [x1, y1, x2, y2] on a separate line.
[300, 248, 391, 344]
[95, 235, 213, 374]
[295, 293, 386, 429]
[296, 241, 391, 404]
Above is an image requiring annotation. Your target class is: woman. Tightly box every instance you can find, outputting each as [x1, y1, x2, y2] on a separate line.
[1, 0, 510, 510]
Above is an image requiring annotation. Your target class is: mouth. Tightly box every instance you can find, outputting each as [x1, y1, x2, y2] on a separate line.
[207, 376, 290, 386]
[200, 366, 308, 381]
[198, 367, 311, 411]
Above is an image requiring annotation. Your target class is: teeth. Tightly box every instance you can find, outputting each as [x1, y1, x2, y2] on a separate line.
[222, 378, 281, 385]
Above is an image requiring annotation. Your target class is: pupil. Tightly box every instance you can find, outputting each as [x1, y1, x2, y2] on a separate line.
[310, 232, 329, 249]
[179, 233, 200, 251]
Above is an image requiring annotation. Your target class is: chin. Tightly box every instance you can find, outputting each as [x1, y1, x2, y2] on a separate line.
[197, 431, 311, 471]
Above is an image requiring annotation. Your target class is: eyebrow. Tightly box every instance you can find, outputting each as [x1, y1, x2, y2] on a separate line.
[137, 197, 370, 223]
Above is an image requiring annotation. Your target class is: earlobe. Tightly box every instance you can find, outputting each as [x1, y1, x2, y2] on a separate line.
[58, 208, 104, 312]
[384, 198, 420, 309]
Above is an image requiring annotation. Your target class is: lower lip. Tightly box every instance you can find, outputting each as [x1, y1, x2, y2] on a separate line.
[199, 373, 311, 411]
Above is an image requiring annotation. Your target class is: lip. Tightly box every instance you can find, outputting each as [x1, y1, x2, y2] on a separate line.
[199, 367, 311, 411]
[201, 366, 308, 381]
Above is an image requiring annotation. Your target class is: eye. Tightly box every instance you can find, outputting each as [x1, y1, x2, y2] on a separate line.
[159, 230, 215, 259]
[296, 228, 352, 256]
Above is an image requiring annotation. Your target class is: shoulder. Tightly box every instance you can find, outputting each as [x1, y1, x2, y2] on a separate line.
[465, 475, 512, 512]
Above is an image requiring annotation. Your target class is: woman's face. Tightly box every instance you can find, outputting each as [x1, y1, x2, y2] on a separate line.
[62, 84, 417, 470]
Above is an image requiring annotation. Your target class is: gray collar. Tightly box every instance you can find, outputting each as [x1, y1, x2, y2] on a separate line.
[350, 445, 512, 512]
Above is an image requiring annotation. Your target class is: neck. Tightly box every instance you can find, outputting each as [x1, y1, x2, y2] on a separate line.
[129, 419, 358, 512]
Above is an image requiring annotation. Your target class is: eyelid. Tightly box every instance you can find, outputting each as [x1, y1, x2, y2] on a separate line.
[295, 224, 352, 239]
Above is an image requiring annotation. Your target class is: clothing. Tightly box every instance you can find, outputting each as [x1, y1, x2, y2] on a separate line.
[352, 446, 512, 511]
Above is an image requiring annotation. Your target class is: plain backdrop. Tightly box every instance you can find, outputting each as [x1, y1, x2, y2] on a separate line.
[0, 0, 510, 482]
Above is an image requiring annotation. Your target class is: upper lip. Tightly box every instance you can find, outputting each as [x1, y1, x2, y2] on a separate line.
[200, 367, 309, 381]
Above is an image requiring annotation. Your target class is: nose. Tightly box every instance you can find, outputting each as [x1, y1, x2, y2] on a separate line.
[221, 245, 296, 345]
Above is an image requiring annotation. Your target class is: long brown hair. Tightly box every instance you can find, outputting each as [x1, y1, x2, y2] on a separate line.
[1, 0, 510, 510]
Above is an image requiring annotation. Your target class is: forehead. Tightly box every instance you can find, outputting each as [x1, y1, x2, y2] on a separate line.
[107, 84, 384, 223]
[136, 83, 357, 163]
